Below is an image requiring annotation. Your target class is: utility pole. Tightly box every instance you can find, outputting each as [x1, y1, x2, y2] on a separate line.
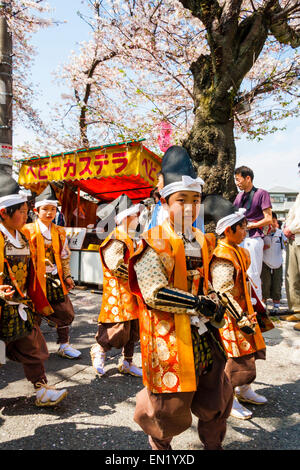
[0, 1, 12, 175]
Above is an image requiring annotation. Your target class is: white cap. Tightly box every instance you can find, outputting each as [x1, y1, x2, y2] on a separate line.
[215, 208, 247, 235]
[35, 200, 58, 209]
[115, 204, 142, 225]
[0, 192, 28, 210]
[160, 175, 204, 199]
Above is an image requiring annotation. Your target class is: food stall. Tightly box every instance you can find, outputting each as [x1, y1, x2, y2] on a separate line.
[18, 139, 161, 286]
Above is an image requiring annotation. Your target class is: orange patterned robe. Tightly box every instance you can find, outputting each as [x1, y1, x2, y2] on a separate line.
[23, 221, 69, 299]
[129, 220, 216, 394]
[211, 241, 268, 358]
[98, 227, 140, 323]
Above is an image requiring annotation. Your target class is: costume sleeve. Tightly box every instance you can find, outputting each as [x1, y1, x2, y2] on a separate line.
[102, 239, 128, 279]
[210, 258, 244, 316]
[134, 246, 198, 314]
[60, 237, 72, 279]
[60, 238, 71, 260]
[61, 257, 72, 280]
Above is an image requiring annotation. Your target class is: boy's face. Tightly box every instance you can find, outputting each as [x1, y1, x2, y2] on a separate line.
[154, 193, 160, 204]
[271, 217, 278, 231]
[36, 204, 57, 225]
[0, 203, 28, 231]
[166, 191, 201, 230]
[225, 220, 247, 245]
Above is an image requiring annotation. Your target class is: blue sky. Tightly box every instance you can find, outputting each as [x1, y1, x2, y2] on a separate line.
[13, 0, 299, 192]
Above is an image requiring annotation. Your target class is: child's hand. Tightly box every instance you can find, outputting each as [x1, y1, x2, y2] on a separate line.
[0, 285, 15, 300]
[64, 276, 75, 291]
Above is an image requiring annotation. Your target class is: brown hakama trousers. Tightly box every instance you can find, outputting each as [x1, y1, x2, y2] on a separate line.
[47, 295, 75, 344]
[225, 349, 266, 388]
[134, 333, 233, 450]
[96, 319, 140, 360]
[6, 324, 49, 386]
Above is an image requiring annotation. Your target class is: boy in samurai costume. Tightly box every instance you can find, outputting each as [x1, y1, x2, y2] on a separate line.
[23, 185, 81, 360]
[128, 146, 233, 451]
[210, 205, 273, 420]
[90, 197, 143, 377]
[0, 173, 68, 406]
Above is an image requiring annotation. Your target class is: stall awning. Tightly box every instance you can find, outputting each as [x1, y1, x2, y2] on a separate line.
[18, 139, 161, 202]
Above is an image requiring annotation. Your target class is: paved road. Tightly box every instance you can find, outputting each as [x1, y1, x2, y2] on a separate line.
[0, 288, 299, 451]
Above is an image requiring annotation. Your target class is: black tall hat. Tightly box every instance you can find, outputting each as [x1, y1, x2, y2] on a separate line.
[203, 194, 246, 235]
[96, 194, 131, 239]
[0, 171, 28, 209]
[203, 195, 236, 226]
[34, 184, 58, 208]
[0, 171, 20, 197]
[97, 193, 142, 227]
[161, 146, 197, 186]
[159, 146, 204, 198]
[96, 194, 133, 221]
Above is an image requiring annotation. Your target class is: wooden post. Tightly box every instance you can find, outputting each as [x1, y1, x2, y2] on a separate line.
[0, 2, 13, 175]
[76, 187, 80, 226]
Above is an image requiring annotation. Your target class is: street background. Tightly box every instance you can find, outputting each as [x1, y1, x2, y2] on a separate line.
[0, 285, 299, 451]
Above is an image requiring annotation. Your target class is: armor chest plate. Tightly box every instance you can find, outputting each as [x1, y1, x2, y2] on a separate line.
[4, 242, 30, 301]
[182, 235, 202, 271]
[44, 241, 55, 264]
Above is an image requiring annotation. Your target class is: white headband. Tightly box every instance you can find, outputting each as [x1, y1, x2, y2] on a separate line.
[160, 175, 204, 199]
[0, 192, 28, 210]
[35, 200, 58, 209]
[115, 204, 141, 225]
[216, 208, 247, 235]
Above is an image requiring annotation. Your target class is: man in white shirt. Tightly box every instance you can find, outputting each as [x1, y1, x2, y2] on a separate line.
[280, 163, 300, 332]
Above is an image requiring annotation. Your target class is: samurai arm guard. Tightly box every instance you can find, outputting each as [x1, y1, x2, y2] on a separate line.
[155, 287, 202, 314]
[134, 246, 200, 314]
[114, 263, 129, 279]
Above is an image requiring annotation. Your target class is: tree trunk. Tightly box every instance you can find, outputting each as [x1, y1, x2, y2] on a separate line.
[79, 111, 89, 149]
[184, 114, 237, 201]
[178, 3, 271, 203]
[183, 55, 238, 202]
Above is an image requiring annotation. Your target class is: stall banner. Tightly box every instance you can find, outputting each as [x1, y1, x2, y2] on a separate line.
[19, 144, 160, 188]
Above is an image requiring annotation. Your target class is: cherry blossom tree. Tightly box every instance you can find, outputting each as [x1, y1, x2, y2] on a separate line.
[0, 0, 52, 134]
[36, 1, 300, 197]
